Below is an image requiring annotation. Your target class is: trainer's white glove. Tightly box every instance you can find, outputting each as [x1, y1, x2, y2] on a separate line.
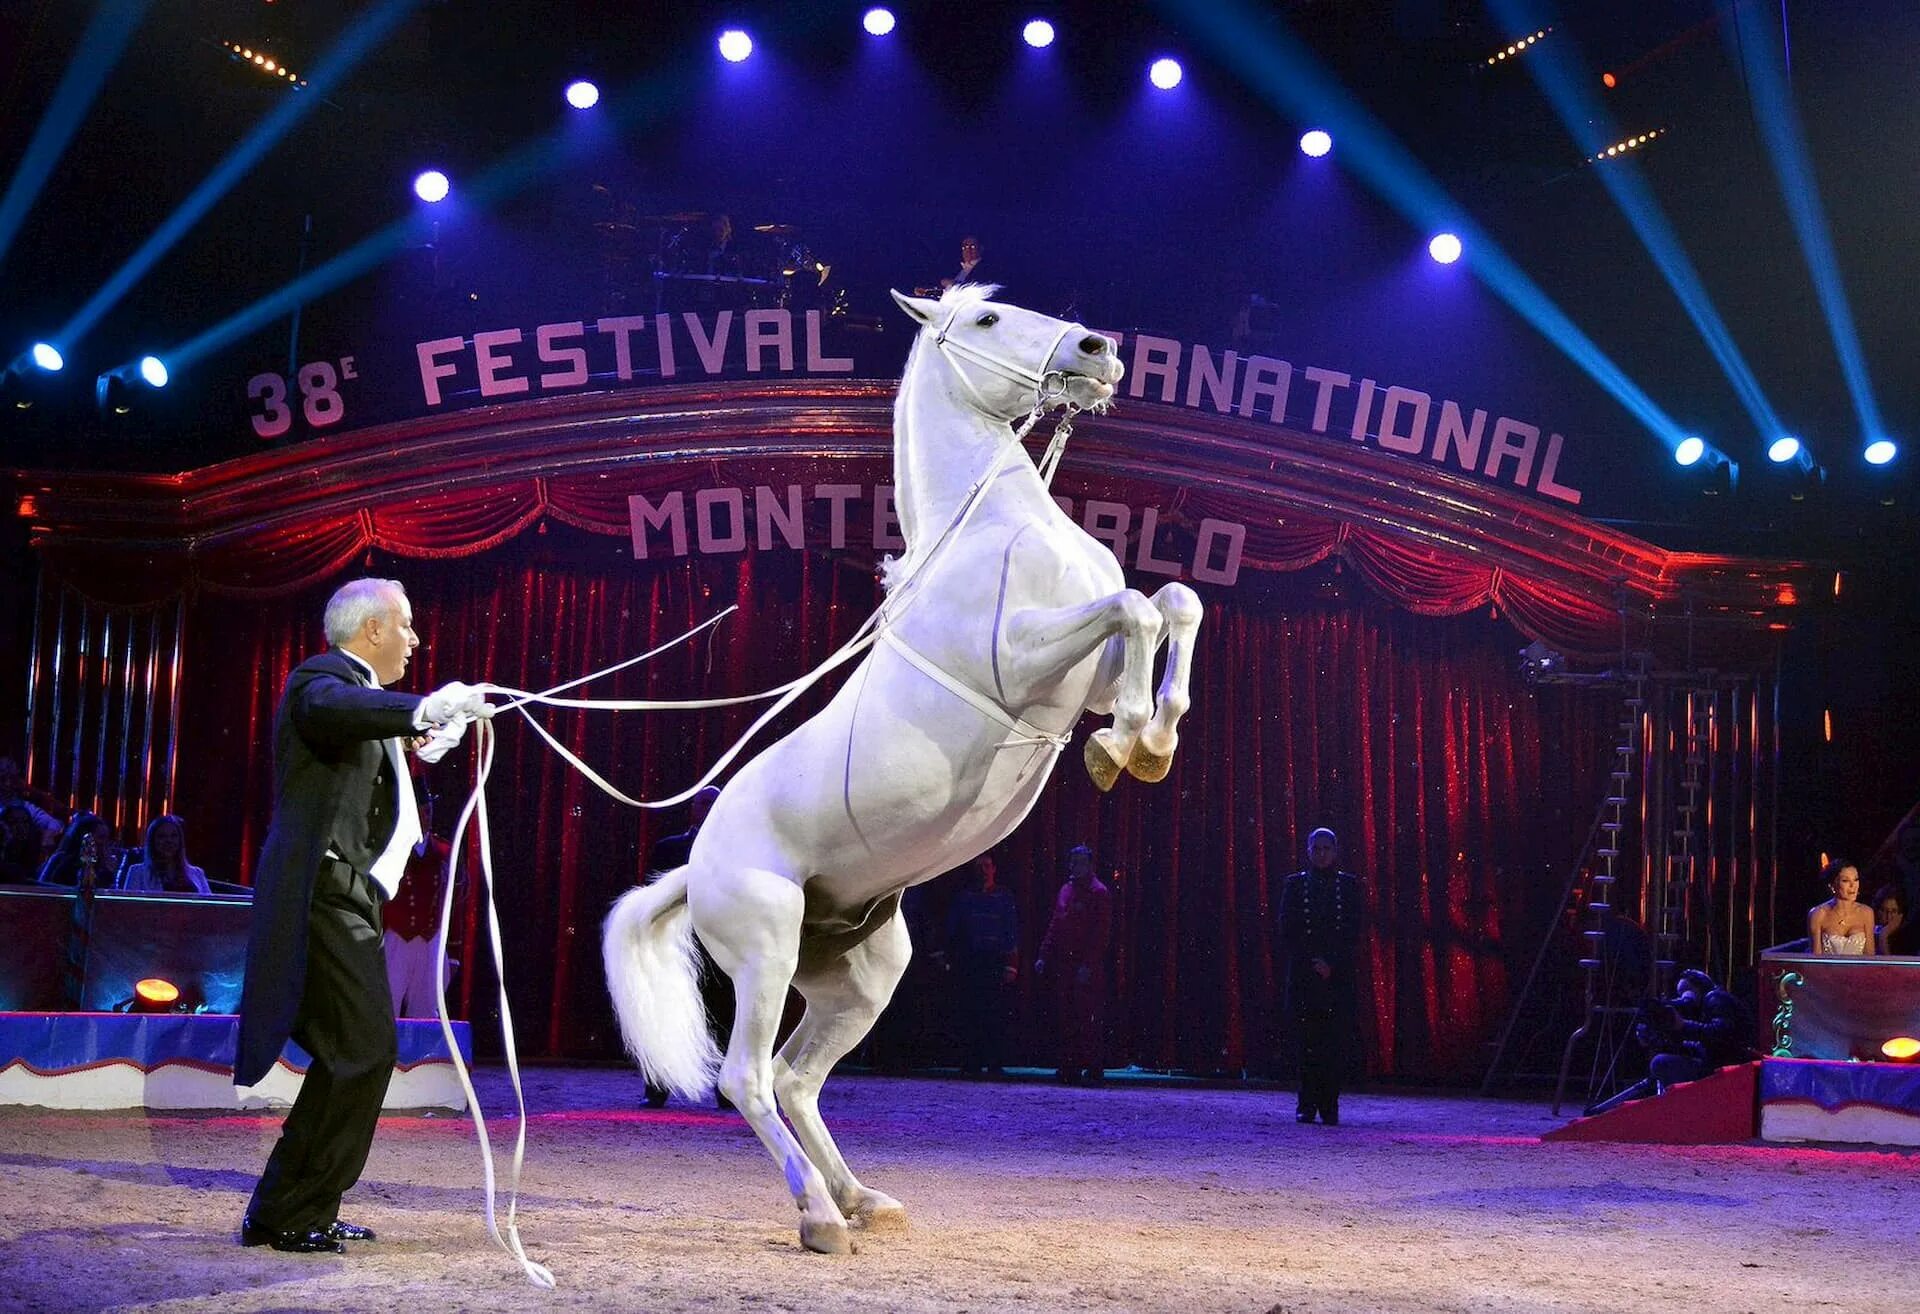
[413, 713, 471, 764]
[419, 681, 496, 726]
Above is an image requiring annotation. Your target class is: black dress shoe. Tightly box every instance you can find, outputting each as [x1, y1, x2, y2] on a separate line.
[325, 1220, 377, 1242]
[1296, 1109, 1317, 1124]
[1320, 1108, 1340, 1126]
[240, 1218, 345, 1254]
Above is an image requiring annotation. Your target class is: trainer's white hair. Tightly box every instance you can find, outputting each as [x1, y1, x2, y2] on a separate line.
[323, 578, 408, 645]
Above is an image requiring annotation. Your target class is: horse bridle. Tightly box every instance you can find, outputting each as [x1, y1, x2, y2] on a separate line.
[931, 299, 1087, 430]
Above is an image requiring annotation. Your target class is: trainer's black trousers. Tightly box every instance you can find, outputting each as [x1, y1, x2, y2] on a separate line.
[246, 859, 397, 1232]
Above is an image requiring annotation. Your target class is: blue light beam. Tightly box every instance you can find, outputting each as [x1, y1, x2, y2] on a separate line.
[1157, 0, 1687, 451]
[1731, 2, 1886, 445]
[0, 0, 151, 274]
[162, 67, 702, 374]
[56, 0, 422, 349]
[1491, 0, 1784, 442]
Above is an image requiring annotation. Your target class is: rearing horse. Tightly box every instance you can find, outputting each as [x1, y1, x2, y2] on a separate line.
[603, 285, 1203, 1253]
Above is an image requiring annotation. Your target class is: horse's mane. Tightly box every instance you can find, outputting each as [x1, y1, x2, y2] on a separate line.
[880, 285, 1007, 594]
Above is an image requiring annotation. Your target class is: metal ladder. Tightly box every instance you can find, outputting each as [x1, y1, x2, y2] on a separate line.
[1549, 654, 1650, 1115]
[1653, 683, 1714, 995]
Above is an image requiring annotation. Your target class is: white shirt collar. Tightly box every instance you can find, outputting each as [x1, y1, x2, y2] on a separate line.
[339, 648, 379, 688]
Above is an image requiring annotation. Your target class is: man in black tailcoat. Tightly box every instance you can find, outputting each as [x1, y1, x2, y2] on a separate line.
[1278, 827, 1363, 1125]
[234, 578, 493, 1254]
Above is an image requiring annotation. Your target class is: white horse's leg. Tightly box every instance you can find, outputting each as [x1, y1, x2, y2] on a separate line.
[775, 909, 912, 1233]
[1128, 582, 1203, 782]
[689, 868, 852, 1255]
[1005, 589, 1162, 791]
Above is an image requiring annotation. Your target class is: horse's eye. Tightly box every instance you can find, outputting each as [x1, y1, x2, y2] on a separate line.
[976, 312, 998, 328]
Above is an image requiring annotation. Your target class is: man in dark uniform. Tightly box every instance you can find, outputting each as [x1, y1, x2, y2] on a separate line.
[234, 578, 492, 1254]
[1278, 827, 1363, 1125]
[946, 852, 1020, 1075]
[1035, 844, 1112, 1084]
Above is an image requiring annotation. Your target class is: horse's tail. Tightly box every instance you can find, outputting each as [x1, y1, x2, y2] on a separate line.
[602, 867, 720, 1099]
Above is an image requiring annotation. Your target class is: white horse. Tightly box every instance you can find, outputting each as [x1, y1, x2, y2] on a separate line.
[602, 285, 1202, 1254]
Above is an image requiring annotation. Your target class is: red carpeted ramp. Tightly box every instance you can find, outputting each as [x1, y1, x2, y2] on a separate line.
[1543, 1060, 1759, 1144]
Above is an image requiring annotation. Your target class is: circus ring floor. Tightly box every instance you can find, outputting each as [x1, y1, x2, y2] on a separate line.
[1, 1067, 1912, 1313]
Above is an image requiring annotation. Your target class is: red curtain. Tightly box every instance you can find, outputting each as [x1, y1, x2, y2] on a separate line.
[177, 527, 1609, 1081]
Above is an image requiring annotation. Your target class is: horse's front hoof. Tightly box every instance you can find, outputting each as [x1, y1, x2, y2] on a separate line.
[799, 1213, 853, 1255]
[1126, 740, 1173, 783]
[1083, 736, 1124, 793]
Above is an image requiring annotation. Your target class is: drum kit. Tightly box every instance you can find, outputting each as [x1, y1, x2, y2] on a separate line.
[591, 192, 842, 315]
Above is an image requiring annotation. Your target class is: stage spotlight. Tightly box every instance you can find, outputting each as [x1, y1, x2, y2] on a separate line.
[1673, 436, 1738, 492]
[863, 8, 896, 36]
[1884, 1037, 1920, 1062]
[1602, 72, 1617, 89]
[1768, 434, 1803, 464]
[1149, 58, 1184, 90]
[95, 356, 169, 415]
[1428, 232, 1462, 264]
[413, 169, 450, 203]
[1864, 439, 1898, 466]
[1585, 127, 1665, 166]
[1300, 129, 1332, 157]
[564, 79, 599, 110]
[1023, 19, 1055, 49]
[130, 977, 181, 1014]
[718, 29, 753, 62]
[2, 343, 67, 410]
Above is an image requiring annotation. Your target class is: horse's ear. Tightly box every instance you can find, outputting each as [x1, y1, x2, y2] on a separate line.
[890, 289, 938, 327]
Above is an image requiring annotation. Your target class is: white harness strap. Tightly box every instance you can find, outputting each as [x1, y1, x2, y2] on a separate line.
[879, 627, 1069, 751]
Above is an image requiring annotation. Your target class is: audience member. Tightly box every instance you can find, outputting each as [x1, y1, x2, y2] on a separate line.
[649, 785, 718, 872]
[0, 757, 62, 854]
[1808, 859, 1875, 956]
[1, 804, 44, 883]
[38, 812, 116, 887]
[1875, 884, 1919, 956]
[945, 852, 1020, 1075]
[939, 234, 989, 290]
[1035, 844, 1112, 1084]
[120, 814, 211, 894]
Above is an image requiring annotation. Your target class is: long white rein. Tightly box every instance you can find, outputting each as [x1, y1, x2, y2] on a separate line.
[429, 308, 1089, 1287]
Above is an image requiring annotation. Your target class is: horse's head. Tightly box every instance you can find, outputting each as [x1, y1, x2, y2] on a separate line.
[890, 286, 1123, 421]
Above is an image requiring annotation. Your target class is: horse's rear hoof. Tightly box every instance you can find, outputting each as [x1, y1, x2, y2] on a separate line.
[800, 1215, 853, 1255]
[1126, 741, 1173, 782]
[1083, 736, 1124, 792]
[851, 1202, 908, 1234]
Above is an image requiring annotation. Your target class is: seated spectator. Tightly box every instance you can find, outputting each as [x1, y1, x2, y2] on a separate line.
[38, 812, 117, 886]
[0, 756, 62, 855]
[0, 803, 44, 883]
[120, 814, 210, 894]
[1588, 969, 1753, 1114]
[1809, 859, 1876, 956]
[1875, 884, 1919, 956]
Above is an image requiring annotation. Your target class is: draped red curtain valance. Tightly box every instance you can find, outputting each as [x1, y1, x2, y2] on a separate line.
[15, 380, 1812, 661]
